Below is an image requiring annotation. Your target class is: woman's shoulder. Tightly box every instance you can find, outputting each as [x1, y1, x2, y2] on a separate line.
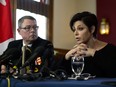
[95, 39, 116, 53]
[98, 43, 116, 53]
[95, 40, 107, 51]
[105, 43, 116, 49]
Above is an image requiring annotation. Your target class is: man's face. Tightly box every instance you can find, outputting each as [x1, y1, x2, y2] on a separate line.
[17, 19, 38, 43]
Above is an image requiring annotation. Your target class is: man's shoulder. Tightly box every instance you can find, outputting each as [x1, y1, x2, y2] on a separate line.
[36, 37, 52, 44]
[9, 39, 22, 44]
[32, 37, 53, 48]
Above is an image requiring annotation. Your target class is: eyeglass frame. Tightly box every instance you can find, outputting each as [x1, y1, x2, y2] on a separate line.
[19, 25, 39, 31]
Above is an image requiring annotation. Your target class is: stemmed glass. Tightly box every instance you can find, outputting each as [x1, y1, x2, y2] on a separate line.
[71, 56, 84, 78]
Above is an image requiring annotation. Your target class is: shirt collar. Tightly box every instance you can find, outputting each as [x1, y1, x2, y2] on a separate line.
[23, 41, 32, 47]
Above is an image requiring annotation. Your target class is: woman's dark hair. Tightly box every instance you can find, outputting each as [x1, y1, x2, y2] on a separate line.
[70, 11, 98, 38]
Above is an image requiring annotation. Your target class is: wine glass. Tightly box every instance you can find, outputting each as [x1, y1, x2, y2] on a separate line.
[71, 56, 84, 78]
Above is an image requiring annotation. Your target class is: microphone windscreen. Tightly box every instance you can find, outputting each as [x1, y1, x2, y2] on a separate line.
[5, 48, 18, 55]
[34, 46, 45, 53]
[29, 46, 45, 61]
[7, 48, 20, 59]
[0, 48, 20, 64]
[38, 47, 54, 77]
[0, 48, 17, 59]
[21, 46, 45, 68]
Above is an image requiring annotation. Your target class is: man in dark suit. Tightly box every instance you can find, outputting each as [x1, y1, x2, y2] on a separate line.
[0, 16, 54, 77]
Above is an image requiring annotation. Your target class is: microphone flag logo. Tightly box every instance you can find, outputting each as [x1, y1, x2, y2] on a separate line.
[35, 57, 42, 65]
[34, 57, 42, 72]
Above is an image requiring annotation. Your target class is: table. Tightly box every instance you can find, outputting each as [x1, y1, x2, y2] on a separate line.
[1, 77, 116, 87]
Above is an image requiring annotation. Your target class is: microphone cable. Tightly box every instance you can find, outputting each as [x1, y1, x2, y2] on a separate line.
[49, 69, 68, 81]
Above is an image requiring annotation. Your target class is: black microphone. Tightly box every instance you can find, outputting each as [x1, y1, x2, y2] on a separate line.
[41, 46, 53, 65]
[0, 48, 16, 60]
[39, 47, 68, 80]
[38, 47, 53, 77]
[21, 46, 45, 69]
[17, 72, 43, 81]
[0, 48, 20, 78]
[0, 48, 20, 64]
[25, 47, 53, 80]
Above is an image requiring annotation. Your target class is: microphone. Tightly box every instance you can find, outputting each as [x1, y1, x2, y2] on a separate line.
[19, 45, 53, 81]
[17, 72, 42, 81]
[27, 48, 53, 80]
[38, 47, 53, 77]
[0, 48, 20, 78]
[0, 48, 20, 64]
[0, 48, 15, 60]
[38, 46, 68, 80]
[21, 46, 45, 69]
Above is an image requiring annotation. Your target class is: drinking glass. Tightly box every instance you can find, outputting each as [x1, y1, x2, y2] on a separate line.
[71, 56, 84, 78]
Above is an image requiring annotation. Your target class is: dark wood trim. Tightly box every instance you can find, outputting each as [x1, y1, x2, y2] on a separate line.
[54, 48, 69, 60]
[54, 48, 69, 55]
[17, 0, 48, 17]
[47, 0, 53, 42]
[11, 0, 17, 39]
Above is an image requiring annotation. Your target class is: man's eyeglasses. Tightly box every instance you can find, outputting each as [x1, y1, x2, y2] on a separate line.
[20, 25, 39, 31]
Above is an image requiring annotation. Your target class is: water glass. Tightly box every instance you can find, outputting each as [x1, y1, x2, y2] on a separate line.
[71, 56, 84, 77]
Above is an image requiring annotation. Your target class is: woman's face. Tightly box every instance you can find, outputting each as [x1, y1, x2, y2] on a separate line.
[72, 21, 93, 44]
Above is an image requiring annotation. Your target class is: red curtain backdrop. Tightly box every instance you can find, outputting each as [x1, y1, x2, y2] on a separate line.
[0, 0, 13, 55]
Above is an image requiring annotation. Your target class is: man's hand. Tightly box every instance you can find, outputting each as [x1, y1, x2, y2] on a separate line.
[1, 65, 7, 74]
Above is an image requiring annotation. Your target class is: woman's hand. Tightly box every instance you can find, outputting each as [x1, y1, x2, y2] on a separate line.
[65, 43, 87, 60]
[65, 43, 96, 60]
[65, 47, 77, 60]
